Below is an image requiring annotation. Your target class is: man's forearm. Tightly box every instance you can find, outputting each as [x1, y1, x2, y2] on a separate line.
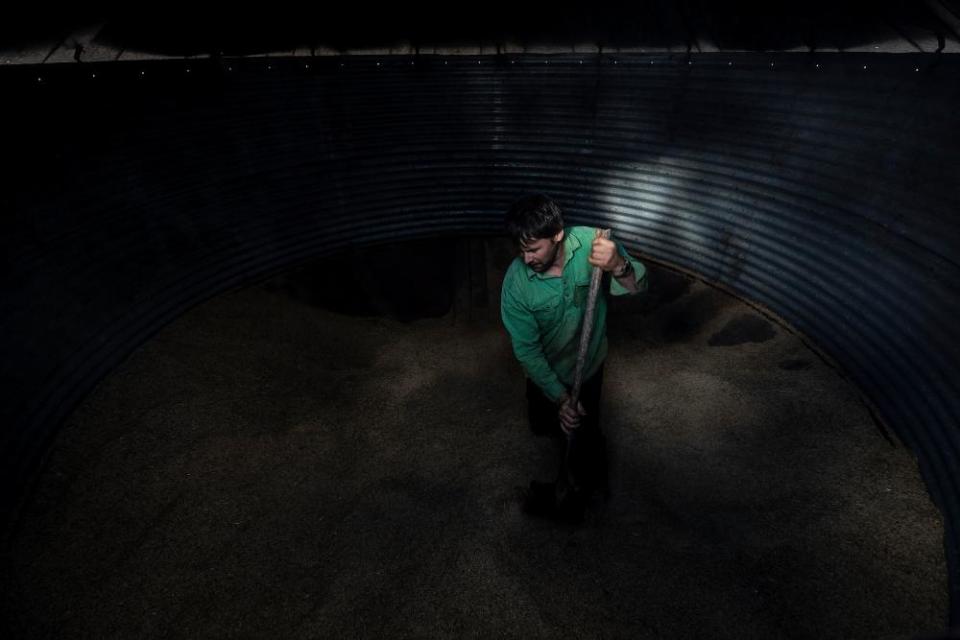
[512, 342, 568, 402]
[529, 368, 568, 404]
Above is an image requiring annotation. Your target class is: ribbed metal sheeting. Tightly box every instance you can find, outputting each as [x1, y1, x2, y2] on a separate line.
[1, 53, 959, 621]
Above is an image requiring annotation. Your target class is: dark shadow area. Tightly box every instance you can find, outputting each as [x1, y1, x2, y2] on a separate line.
[262, 238, 458, 322]
[659, 288, 735, 344]
[708, 313, 777, 346]
[779, 357, 814, 370]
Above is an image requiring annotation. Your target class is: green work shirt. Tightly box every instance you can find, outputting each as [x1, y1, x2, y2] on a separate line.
[500, 226, 648, 403]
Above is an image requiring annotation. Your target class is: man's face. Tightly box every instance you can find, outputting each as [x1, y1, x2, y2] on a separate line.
[520, 230, 564, 272]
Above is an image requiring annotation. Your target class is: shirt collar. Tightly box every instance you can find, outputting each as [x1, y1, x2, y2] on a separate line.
[526, 229, 581, 280]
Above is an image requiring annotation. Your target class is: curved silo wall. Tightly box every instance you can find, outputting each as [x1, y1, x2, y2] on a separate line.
[1, 52, 958, 621]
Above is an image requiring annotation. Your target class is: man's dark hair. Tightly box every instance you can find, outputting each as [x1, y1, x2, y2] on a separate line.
[504, 194, 564, 244]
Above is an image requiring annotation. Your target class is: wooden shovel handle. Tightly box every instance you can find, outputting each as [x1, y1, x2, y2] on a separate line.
[570, 227, 611, 407]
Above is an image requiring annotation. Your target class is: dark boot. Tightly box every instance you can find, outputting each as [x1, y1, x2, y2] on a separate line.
[521, 480, 560, 518]
[556, 485, 587, 524]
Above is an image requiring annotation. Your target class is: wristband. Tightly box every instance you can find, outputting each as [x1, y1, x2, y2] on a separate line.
[612, 257, 632, 278]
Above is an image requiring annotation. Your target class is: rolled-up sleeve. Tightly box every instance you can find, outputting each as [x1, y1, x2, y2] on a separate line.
[500, 284, 567, 402]
[609, 242, 648, 297]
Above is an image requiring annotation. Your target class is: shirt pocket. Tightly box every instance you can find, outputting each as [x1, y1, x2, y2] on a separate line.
[573, 279, 591, 307]
[530, 294, 562, 328]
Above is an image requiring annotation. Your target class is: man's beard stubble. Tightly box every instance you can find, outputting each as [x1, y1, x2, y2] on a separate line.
[534, 241, 561, 272]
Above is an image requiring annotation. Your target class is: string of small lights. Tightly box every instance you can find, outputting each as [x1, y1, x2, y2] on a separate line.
[17, 53, 941, 87]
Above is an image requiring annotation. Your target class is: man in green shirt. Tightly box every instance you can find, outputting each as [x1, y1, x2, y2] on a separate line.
[500, 194, 647, 522]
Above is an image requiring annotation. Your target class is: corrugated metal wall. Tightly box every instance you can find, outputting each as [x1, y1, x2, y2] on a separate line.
[1, 52, 958, 621]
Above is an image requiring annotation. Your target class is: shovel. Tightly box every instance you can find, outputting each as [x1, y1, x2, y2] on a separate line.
[559, 227, 611, 504]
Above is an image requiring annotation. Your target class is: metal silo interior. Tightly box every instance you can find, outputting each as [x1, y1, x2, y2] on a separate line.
[1, 2, 959, 638]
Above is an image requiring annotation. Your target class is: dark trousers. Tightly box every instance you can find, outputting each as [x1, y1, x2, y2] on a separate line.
[526, 366, 608, 497]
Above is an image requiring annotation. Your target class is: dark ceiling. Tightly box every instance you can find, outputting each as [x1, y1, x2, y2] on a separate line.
[4, 1, 960, 55]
